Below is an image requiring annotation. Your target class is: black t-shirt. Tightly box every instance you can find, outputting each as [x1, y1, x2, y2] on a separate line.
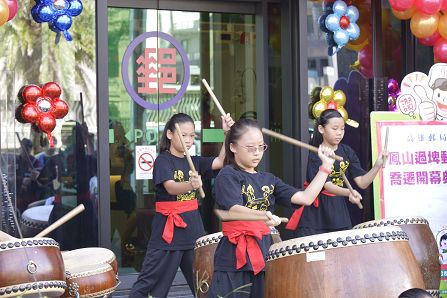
[298, 143, 367, 230]
[148, 151, 215, 250]
[213, 165, 299, 271]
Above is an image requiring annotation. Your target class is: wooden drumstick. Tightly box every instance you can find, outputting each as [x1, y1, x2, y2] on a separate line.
[174, 123, 206, 198]
[202, 79, 226, 118]
[261, 128, 343, 162]
[382, 127, 389, 168]
[342, 173, 363, 209]
[36, 204, 85, 237]
[214, 209, 289, 223]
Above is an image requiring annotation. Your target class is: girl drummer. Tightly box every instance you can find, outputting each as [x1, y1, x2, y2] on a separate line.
[129, 112, 234, 298]
[208, 118, 335, 297]
[286, 109, 387, 238]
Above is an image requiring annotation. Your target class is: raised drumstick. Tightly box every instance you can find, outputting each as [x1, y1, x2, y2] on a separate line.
[383, 127, 389, 168]
[342, 173, 363, 209]
[214, 209, 289, 223]
[36, 204, 85, 237]
[202, 79, 226, 118]
[261, 128, 343, 162]
[174, 123, 206, 198]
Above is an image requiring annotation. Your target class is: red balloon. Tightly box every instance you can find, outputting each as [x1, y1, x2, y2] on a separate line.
[434, 38, 447, 62]
[42, 82, 62, 99]
[53, 99, 69, 118]
[23, 85, 42, 103]
[418, 30, 441, 45]
[327, 100, 337, 109]
[6, 0, 17, 21]
[442, 0, 447, 12]
[38, 114, 56, 133]
[339, 16, 350, 29]
[414, 0, 442, 14]
[21, 104, 39, 123]
[389, 0, 415, 11]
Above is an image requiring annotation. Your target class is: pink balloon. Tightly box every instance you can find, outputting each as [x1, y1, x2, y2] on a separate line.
[358, 44, 373, 69]
[442, 0, 447, 12]
[418, 30, 441, 46]
[6, 0, 17, 21]
[414, 0, 442, 14]
[434, 38, 447, 62]
[389, 0, 415, 11]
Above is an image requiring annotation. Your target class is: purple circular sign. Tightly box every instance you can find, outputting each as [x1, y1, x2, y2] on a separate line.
[121, 31, 190, 110]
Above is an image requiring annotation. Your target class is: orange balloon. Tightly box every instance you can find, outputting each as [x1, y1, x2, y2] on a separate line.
[438, 14, 447, 40]
[0, 0, 9, 26]
[410, 12, 439, 38]
[392, 6, 415, 20]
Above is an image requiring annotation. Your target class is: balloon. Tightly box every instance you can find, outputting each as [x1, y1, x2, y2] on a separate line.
[410, 12, 439, 38]
[21, 104, 39, 123]
[358, 44, 373, 69]
[442, 0, 447, 12]
[333, 0, 348, 15]
[6, 0, 17, 21]
[337, 106, 349, 121]
[312, 101, 327, 119]
[320, 86, 334, 102]
[319, 14, 332, 33]
[387, 79, 400, 96]
[334, 30, 349, 46]
[414, 0, 442, 15]
[346, 38, 368, 51]
[346, 23, 360, 40]
[438, 13, 447, 39]
[333, 90, 347, 106]
[68, 0, 83, 16]
[434, 38, 447, 62]
[0, 0, 9, 26]
[389, 0, 415, 11]
[326, 14, 341, 31]
[345, 5, 360, 23]
[327, 100, 337, 109]
[418, 30, 441, 45]
[52, 99, 69, 118]
[339, 15, 350, 29]
[391, 6, 415, 20]
[22, 85, 42, 103]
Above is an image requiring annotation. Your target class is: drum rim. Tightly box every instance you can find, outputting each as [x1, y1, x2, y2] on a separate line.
[20, 217, 49, 229]
[0, 280, 66, 297]
[62, 247, 116, 263]
[0, 238, 60, 251]
[353, 216, 429, 229]
[267, 226, 408, 261]
[65, 263, 113, 279]
[76, 284, 117, 298]
[194, 232, 223, 249]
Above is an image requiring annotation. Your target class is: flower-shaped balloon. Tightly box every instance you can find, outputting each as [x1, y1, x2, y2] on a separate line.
[311, 86, 359, 128]
[15, 82, 69, 147]
[31, 0, 83, 43]
[324, 0, 360, 54]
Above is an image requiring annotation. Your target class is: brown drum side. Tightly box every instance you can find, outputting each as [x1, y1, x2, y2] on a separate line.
[265, 241, 424, 298]
[0, 242, 66, 297]
[400, 224, 441, 290]
[62, 264, 117, 298]
[193, 231, 281, 298]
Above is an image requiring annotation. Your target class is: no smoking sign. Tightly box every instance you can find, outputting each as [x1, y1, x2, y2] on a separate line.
[135, 145, 157, 180]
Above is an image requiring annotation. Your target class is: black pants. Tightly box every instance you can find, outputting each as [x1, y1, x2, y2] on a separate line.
[129, 248, 195, 298]
[208, 271, 265, 298]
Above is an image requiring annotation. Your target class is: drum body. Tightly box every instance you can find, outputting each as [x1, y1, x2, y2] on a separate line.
[193, 227, 281, 298]
[20, 205, 54, 238]
[61, 247, 118, 274]
[0, 237, 66, 297]
[354, 216, 441, 293]
[265, 226, 425, 298]
[62, 263, 117, 298]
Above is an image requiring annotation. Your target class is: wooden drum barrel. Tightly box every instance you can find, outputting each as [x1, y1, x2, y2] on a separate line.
[265, 226, 425, 298]
[0, 237, 66, 297]
[193, 227, 281, 298]
[354, 216, 441, 295]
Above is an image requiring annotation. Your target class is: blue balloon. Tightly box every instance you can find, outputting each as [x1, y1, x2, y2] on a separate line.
[68, 0, 83, 17]
[334, 30, 349, 47]
[54, 14, 72, 31]
[346, 23, 360, 40]
[325, 14, 340, 32]
[332, 0, 347, 16]
[346, 6, 359, 23]
[37, 5, 54, 22]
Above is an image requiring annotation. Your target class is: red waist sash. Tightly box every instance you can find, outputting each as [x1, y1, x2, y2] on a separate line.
[285, 181, 335, 230]
[222, 220, 270, 275]
[155, 199, 198, 244]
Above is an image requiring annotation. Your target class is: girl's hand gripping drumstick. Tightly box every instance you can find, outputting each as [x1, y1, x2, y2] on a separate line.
[342, 173, 363, 209]
[175, 123, 206, 198]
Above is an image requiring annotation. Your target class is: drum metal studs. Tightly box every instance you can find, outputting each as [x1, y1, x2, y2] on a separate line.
[27, 261, 38, 273]
[68, 282, 80, 297]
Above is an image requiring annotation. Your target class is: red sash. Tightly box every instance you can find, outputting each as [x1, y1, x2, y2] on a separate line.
[285, 181, 335, 230]
[155, 199, 198, 244]
[222, 220, 270, 275]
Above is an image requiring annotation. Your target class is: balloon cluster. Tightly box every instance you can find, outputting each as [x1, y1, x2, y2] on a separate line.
[387, 78, 400, 111]
[389, 0, 447, 62]
[320, 0, 361, 55]
[15, 82, 69, 147]
[310, 86, 359, 127]
[0, 0, 18, 26]
[31, 0, 83, 43]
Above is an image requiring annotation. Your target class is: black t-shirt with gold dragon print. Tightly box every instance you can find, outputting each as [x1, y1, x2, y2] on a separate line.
[213, 165, 299, 272]
[298, 143, 367, 230]
[149, 151, 215, 250]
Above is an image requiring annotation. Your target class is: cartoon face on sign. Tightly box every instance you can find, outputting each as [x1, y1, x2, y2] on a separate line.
[398, 64, 447, 120]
